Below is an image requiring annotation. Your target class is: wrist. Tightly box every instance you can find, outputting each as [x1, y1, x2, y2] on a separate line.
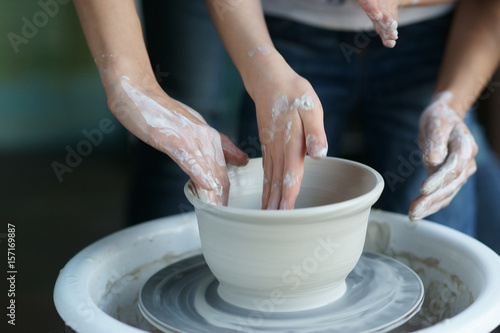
[239, 50, 291, 98]
[96, 54, 157, 95]
[431, 90, 469, 120]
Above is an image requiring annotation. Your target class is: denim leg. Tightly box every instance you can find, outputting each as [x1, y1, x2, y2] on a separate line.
[469, 114, 500, 254]
[360, 14, 476, 235]
[127, 0, 243, 224]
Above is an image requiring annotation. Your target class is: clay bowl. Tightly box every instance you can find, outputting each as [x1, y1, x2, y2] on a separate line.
[184, 156, 384, 312]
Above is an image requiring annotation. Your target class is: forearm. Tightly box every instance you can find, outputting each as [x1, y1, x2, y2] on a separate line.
[434, 0, 500, 117]
[73, 0, 156, 94]
[205, 0, 290, 98]
[399, 0, 455, 6]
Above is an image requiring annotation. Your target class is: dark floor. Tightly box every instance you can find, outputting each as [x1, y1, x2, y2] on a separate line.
[0, 150, 131, 332]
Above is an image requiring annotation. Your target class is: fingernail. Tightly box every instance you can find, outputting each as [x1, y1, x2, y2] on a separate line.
[306, 134, 328, 158]
[409, 202, 427, 221]
[310, 146, 328, 158]
[385, 40, 396, 48]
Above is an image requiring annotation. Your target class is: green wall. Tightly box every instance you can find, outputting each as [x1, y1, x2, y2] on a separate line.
[0, 0, 124, 152]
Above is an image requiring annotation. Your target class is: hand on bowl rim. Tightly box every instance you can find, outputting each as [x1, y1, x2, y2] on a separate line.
[117, 76, 248, 206]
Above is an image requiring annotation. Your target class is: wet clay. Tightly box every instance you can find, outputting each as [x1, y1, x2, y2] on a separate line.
[366, 221, 474, 331]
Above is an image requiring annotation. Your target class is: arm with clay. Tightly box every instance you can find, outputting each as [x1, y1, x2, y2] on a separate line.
[73, 0, 248, 205]
[358, 0, 456, 48]
[409, 0, 500, 220]
[205, 0, 328, 210]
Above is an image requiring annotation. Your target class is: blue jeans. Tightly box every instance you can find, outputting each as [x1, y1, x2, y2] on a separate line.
[239, 13, 478, 235]
[470, 117, 500, 254]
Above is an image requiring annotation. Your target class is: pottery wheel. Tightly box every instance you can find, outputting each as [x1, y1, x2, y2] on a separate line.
[139, 252, 424, 333]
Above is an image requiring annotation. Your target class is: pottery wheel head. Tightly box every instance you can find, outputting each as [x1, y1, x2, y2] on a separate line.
[139, 252, 424, 333]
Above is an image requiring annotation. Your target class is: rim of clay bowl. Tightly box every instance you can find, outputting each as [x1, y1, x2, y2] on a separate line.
[184, 157, 384, 222]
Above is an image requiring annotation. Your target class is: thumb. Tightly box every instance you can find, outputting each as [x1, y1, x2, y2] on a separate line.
[419, 105, 456, 168]
[420, 122, 451, 168]
[220, 133, 249, 166]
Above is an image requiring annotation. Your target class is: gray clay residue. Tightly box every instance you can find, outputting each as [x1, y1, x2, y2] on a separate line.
[367, 221, 475, 332]
[98, 249, 201, 333]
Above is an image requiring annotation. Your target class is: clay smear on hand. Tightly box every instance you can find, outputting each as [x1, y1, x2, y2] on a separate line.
[307, 134, 328, 159]
[248, 46, 271, 57]
[270, 94, 290, 142]
[264, 92, 327, 209]
[119, 76, 226, 203]
[410, 91, 477, 221]
[358, 0, 398, 47]
[290, 93, 314, 111]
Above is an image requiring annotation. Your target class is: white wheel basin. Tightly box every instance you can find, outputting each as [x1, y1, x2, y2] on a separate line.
[54, 210, 500, 333]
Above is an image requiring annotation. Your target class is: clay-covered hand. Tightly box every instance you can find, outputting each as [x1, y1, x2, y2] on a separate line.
[249, 61, 328, 210]
[358, 0, 399, 48]
[110, 75, 248, 206]
[409, 92, 478, 221]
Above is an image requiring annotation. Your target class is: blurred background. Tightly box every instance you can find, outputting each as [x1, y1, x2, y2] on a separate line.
[1, 1, 130, 332]
[0, 1, 499, 332]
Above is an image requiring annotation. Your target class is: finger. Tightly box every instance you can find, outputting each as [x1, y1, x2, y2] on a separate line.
[170, 129, 229, 205]
[421, 124, 476, 195]
[373, 20, 396, 48]
[358, 0, 383, 21]
[419, 100, 456, 167]
[259, 96, 288, 209]
[378, 10, 398, 32]
[420, 153, 460, 195]
[261, 144, 272, 209]
[409, 160, 475, 221]
[292, 92, 328, 159]
[408, 185, 460, 221]
[194, 179, 225, 205]
[219, 133, 249, 166]
[280, 110, 306, 209]
[267, 150, 284, 210]
[375, 3, 399, 48]
[185, 159, 228, 205]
